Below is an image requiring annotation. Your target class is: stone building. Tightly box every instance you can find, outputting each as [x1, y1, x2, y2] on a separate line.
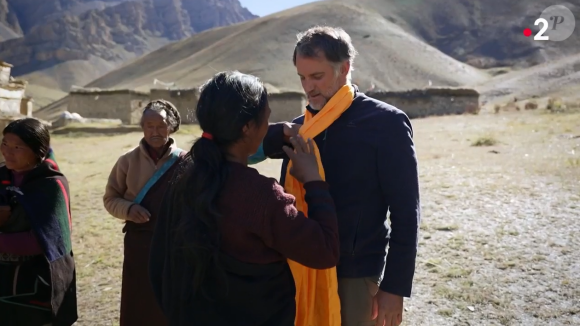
[268, 91, 307, 122]
[0, 60, 38, 162]
[366, 87, 480, 119]
[63, 85, 308, 126]
[20, 96, 33, 117]
[67, 87, 150, 124]
[0, 61, 11, 84]
[0, 61, 32, 117]
[147, 88, 307, 124]
[150, 88, 199, 124]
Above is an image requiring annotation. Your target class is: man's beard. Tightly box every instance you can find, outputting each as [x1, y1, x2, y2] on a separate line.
[310, 77, 347, 111]
[310, 97, 328, 111]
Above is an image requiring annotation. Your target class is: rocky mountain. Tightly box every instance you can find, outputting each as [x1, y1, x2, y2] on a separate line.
[0, 0, 130, 41]
[0, 0, 256, 105]
[0, 1, 20, 40]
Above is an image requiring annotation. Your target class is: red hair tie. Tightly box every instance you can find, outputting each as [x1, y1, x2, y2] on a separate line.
[201, 132, 213, 140]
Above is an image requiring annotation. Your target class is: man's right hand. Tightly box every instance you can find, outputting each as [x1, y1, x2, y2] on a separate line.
[128, 204, 150, 223]
[283, 123, 302, 143]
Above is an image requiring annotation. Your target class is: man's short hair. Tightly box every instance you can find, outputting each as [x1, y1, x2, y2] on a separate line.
[292, 26, 358, 67]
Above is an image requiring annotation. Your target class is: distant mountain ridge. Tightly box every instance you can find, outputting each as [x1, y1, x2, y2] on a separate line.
[335, 0, 580, 69]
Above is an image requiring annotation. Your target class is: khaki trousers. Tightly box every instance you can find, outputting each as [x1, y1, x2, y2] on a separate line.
[338, 275, 381, 326]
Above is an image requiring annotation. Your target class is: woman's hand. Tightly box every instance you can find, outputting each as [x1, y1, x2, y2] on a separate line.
[128, 204, 150, 223]
[0, 205, 11, 227]
[283, 135, 322, 184]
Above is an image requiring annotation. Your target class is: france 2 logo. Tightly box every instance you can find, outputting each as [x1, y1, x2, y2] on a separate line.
[523, 4, 575, 41]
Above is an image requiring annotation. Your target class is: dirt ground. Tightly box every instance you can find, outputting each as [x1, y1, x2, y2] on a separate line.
[50, 109, 579, 325]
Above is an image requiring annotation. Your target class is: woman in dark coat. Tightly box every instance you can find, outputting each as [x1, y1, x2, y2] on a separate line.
[0, 118, 77, 326]
[149, 71, 340, 325]
[103, 100, 185, 326]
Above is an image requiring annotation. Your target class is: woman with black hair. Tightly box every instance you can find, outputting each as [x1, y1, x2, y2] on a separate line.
[149, 71, 340, 325]
[103, 99, 185, 326]
[0, 117, 77, 326]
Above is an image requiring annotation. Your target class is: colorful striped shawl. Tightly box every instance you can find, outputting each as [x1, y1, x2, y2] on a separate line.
[0, 148, 77, 325]
[15, 149, 72, 262]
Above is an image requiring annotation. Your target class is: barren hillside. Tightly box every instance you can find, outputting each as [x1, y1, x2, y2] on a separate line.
[86, 1, 489, 94]
[340, 0, 580, 103]
[475, 53, 580, 103]
[336, 0, 580, 69]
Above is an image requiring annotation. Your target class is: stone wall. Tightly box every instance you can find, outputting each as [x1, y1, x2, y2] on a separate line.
[150, 88, 199, 124]
[0, 61, 30, 118]
[130, 99, 149, 125]
[0, 62, 11, 85]
[268, 91, 307, 122]
[20, 97, 33, 117]
[0, 86, 25, 115]
[64, 88, 308, 125]
[68, 89, 150, 124]
[366, 88, 480, 119]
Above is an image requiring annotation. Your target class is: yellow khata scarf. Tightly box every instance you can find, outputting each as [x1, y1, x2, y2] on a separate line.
[284, 84, 354, 326]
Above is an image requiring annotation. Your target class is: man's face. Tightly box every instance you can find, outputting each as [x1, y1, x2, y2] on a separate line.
[295, 54, 348, 110]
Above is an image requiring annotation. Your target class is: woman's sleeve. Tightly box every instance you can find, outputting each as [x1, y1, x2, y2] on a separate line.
[103, 154, 134, 220]
[259, 181, 340, 269]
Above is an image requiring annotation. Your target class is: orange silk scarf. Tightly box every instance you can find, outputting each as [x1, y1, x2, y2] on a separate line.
[284, 84, 354, 326]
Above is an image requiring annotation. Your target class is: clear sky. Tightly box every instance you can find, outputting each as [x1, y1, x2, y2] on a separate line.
[240, 0, 321, 17]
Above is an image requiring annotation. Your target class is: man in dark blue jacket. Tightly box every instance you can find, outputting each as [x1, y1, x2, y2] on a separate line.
[252, 26, 421, 326]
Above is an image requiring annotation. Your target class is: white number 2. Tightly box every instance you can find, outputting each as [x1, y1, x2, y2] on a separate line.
[534, 18, 549, 40]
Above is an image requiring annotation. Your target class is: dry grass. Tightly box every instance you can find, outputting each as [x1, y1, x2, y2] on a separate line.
[524, 101, 538, 111]
[471, 136, 498, 147]
[404, 110, 580, 325]
[51, 110, 580, 325]
[487, 97, 580, 118]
